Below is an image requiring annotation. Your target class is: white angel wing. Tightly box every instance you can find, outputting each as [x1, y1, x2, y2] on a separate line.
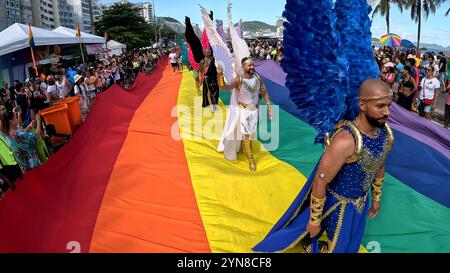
[200, 5, 234, 82]
[200, 5, 227, 48]
[227, 0, 250, 76]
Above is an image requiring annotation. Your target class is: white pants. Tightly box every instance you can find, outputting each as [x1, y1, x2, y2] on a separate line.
[239, 107, 258, 139]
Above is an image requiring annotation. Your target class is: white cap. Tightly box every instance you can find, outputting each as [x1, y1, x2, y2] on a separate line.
[74, 74, 82, 83]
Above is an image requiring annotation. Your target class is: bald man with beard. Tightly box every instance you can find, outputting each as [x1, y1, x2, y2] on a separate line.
[254, 79, 395, 253]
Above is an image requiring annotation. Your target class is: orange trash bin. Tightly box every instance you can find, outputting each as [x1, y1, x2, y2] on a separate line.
[56, 97, 82, 131]
[39, 103, 72, 135]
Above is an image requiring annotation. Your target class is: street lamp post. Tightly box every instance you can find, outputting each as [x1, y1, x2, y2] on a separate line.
[88, 0, 95, 34]
[153, 0, 157, 43]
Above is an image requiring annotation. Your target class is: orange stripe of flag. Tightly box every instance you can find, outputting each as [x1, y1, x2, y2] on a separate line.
[76, 24, 81, 37]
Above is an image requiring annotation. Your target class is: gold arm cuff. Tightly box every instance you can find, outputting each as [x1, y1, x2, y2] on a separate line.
[371, 191, 382, 202]
[309, 195, 326, 225]
[218, 73, 225, 89]
[261, 83, 268, 92]
[373, 177, 384, 185]
[371, 178, 384, 202]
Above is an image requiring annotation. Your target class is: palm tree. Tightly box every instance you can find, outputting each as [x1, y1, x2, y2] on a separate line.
[406, 0, 446, 49]
[446, 7, 450, 15]
[372, 0, 406, 34]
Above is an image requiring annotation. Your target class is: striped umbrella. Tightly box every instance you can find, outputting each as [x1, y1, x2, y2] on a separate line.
[380, 33, 402, 47]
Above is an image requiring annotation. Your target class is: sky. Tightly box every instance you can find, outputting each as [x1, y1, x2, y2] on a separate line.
[101, 0, 450, 47]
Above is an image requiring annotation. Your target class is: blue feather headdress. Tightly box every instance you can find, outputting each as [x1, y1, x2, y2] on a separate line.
[282, 0, 379, 144]
[334, 0, 380, 121]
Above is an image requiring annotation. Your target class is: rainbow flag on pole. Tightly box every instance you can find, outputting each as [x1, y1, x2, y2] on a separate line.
[28, 24, 35, 48]
[28, 24, 38, 76]
[76, 24, 81, 37]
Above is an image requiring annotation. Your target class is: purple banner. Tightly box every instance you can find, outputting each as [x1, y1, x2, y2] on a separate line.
[255, 60, 450, 159]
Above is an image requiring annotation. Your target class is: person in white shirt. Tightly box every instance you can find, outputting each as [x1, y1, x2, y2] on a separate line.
[73, 75, 86, 97]
[40, 80, 47, 90]
[103, 65, 113, 88]
[73, 74, 91, 114]
[113, 63, 121, 85]
[84, 71, 97, 95]
[55, 73, 71, 98]
[429, 59, 440, 78]
[255, 46, 260, 58]
[168, 50, 179, 75]
[418, 66, 440, 120]
[46, 76, 59, 105]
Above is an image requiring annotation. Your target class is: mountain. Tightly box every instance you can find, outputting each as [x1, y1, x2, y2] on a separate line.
[156, 17, 185, 33]
[234, 21, 277, 32]
[419, 43, 450, 52]
[159, 17, 182, 24]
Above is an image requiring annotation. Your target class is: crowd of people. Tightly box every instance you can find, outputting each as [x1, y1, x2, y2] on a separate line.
[375, 47, 449, 127]
[0, 46, 166, 199]
[247, 39, 284, 62]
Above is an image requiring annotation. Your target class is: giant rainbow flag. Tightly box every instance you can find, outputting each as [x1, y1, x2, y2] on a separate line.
[0, 59, 449, 253]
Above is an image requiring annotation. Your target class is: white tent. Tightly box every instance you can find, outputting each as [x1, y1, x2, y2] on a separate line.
[107, 40, 126, 50]
[106, 40, 127, 56]
[53, 26, 106, 44]
[0, 23, 80, 56]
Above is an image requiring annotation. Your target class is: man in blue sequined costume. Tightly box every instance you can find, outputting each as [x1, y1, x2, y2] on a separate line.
[253, 79, 394, 253]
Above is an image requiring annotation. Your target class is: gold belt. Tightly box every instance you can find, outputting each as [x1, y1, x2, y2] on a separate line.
[238, 102, 258, 111]
[327, 187, 368, 213]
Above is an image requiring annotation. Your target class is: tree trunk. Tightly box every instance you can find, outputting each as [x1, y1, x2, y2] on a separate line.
[417, 5, 421, 50]
[386, 5, 390, 34]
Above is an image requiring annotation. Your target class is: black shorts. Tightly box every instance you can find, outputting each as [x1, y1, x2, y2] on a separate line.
[0, 164, 22, 192]
[445, 104, 450, 119]
[171, 63, 179, 68]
